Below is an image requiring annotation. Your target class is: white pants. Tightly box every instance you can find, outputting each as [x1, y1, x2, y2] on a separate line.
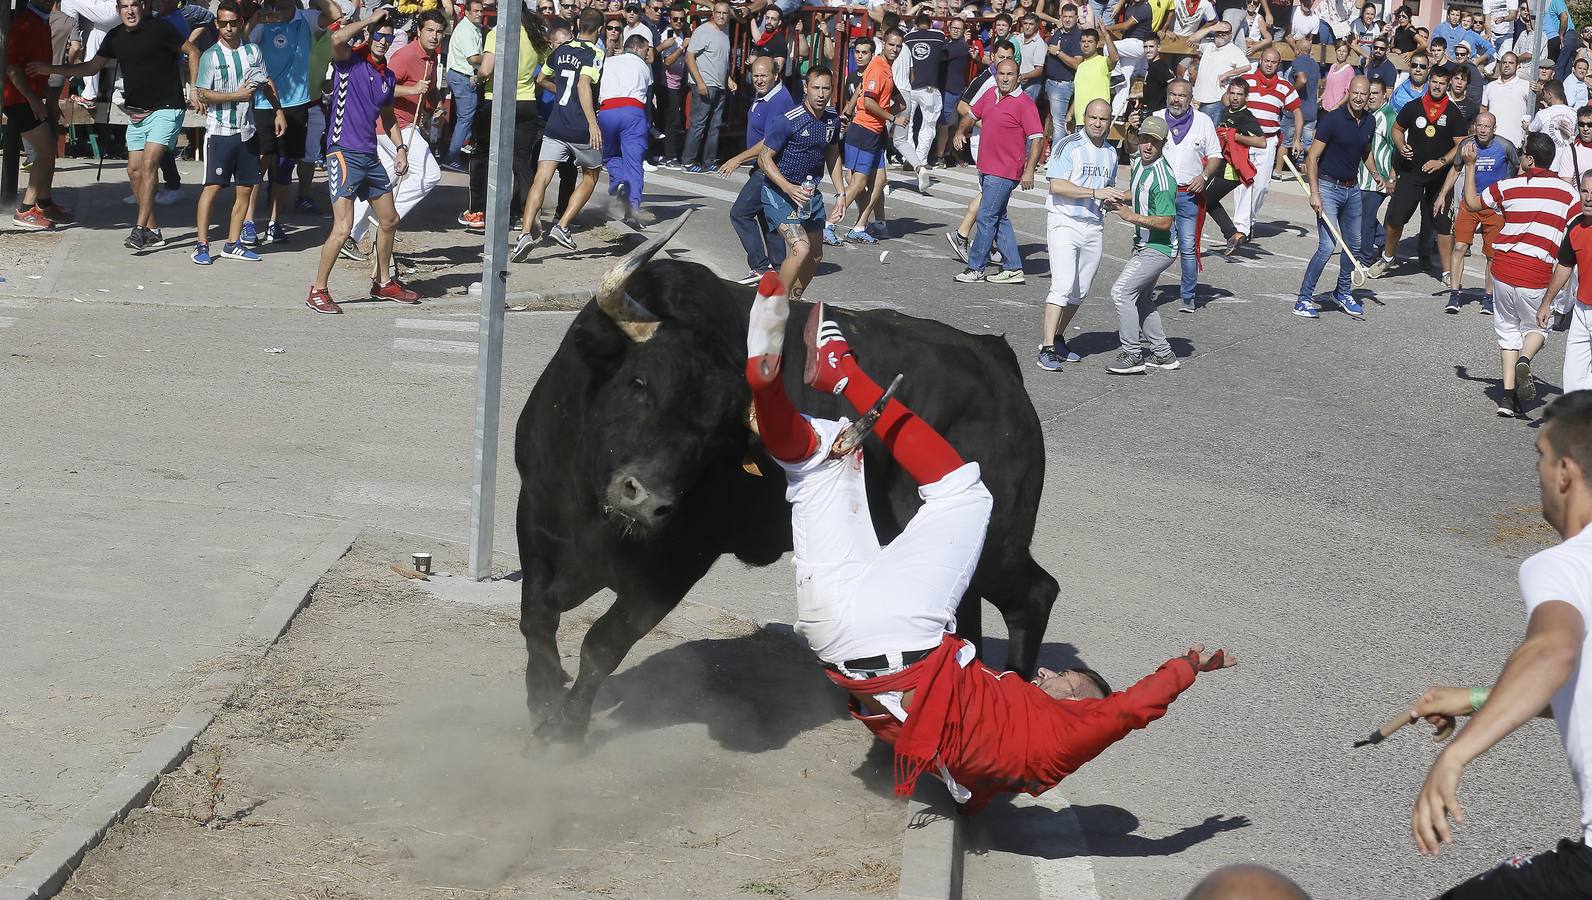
[778, 416, 992, 667]
[1232, 135, 1278, 236]
[63, 0, 120, 101]
[1045, 217, 1104, 307]
[1492, 278, 1549, 351]
[1566, 304, 1592, 393]
[351, 132, 441, 244]
[900, 86, 940, 168]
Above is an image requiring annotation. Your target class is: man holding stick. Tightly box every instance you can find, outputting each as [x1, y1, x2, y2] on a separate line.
[1293, 75, 1375, 320]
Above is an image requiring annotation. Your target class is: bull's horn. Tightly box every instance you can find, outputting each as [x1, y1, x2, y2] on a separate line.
[595, 211, 692, 342]
[832, 374, 903, 458]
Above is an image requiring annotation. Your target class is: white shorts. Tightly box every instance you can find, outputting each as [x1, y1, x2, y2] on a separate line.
[777, 416, 992, 667]
[1492, 278, 1548, 351]
[1045, 217, 1104, 307]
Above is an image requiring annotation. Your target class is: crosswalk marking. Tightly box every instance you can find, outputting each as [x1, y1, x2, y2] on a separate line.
[646, 172, 746, 204]
[396, 318, 477, 332]
[916, 177, 1048, 212]
[392, 360, 477, 376]
[393, 337, 478, 355]
[0, 317, 13, 329]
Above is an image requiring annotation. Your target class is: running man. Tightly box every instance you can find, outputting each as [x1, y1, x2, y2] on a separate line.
[1038, 98, 1121, 371]
[597, 33, 654, 227]
[831, 30, 905, 244]
[1407, 391, 1592, 899]
[1436, 111, 1516, 314]
[757, 66, 842, 301]
[740, 272, 1237, 816]
[191, 0, 285, 266]
[951, 57, 1042, 285]
[1369, 64, 1468, 278]
[1459, 131, 1577, 418]
[1540, 174, 1592, 394]
[4, 0, 71, 230]
[1294, 75, 1374, 320]
[306, 8, 418, 315]
[513, 8, 605, 259]
[1105, 116, 1182, 375]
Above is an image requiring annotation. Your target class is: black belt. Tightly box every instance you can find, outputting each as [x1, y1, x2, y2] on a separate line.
[1326, 176, 1357, 187]
[825, 647, 935, 676]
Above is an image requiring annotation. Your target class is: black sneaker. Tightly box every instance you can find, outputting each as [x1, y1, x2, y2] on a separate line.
[1515, 358, 1537, 403]
[1444, 292, 1460, 314]
[142, 226, 166, 248]
[1107, 350, 1146, 374]
[124, 227, 147, 251]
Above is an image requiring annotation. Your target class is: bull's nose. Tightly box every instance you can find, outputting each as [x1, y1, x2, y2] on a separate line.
[605, 473, 676, 526]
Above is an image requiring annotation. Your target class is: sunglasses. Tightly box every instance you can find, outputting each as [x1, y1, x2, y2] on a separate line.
[216, 16, 240, 25]
[1579, 122, 1592, 127]
[1410, 62, 1428, 68]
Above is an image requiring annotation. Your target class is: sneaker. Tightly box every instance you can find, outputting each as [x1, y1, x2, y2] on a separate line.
[988, 269, 1025, 284]
[511, 231, 539, 263]
[1366, 256, 1393, 278]
[294, 196, 320, 213]
[642, 159, 658, 172]
[220, 241, 260, 261]
[1107, 349, 1146, 374]
[917, 167, 931, 193]
[1292, 299, 1320, 318]
[867, 221, 889, 239]
[1179, 298, 1197, 313]
[946, 230, 970, 263]
[1146, 350, 1181, 370]
[154, 188, 181, 205]
[846, 228, 878, 244]
[123, 193, 138, 205]
[737, 268, 770, 285]
[661, 158, 682, 169]
[339, 237, 369, 261]
[1445, 292, 1461, 314]
[461, 211, 486, 231]
[306, 287, 343, 315]
[240, 219, 259, 245]
[372, 278, 421, 304]
[991, 247, 1005, 265]
[124, 227, 147, 251]
[1480, 295, 1494, 316]
[11, 206, 51, 231]
[1035, 345, 1064, 371]
[36, 201, 74, 225]
[1055, 341, 1082, 363]
[261, 221, 288, 245]
[802, 304, 854, 395]
[685, 163, 707, 174]
[439, 161, 467, 174]
[1516, 357, 1537, 403]
[954, 268, 986, 283]
[191, 241, 213, 265]
[1334, 293, 1364, 317]
[141, 227, 166, 248]
[822, 224, 844, 246]
[1499, 392, 1525, 418]
[748, 272, 790, 387]
[457, 210, 476, 226]
[549, 224, 577, 251]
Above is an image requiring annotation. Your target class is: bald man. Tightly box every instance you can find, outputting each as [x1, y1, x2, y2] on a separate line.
[1436, 110, 1516, 313]
[1184, 864, 1311, 899]
[721, 56, 797, 283]
[1039, 97, 1123, 370]
[1294, 75, 1376, 320]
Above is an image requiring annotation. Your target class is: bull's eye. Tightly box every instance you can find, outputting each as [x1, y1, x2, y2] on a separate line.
[632, 376, 647, 390]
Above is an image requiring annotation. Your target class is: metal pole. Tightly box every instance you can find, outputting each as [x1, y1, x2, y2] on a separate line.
[467, 0, 522, 581]
[1, 0, 19, 205]
[1533, 0, 1550, 84]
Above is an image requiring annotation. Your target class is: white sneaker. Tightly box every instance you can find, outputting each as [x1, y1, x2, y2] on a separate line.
[917, 167, 931, 193]
[642, 160, 658, 172]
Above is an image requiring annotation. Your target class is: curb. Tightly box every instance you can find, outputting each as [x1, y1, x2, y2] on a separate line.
[0, 521, 362, 900]
[898, 782, 964, 900]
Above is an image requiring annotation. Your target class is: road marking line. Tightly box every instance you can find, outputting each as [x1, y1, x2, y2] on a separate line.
[0, 317, 14, 328]
[914, 178, 1048, 212]
[1014, 789, 1101, 900]
[393, 337, 478, 355]
[646, 172, 746, 204]
[396, 318, 477, 332]
[392, 360, 477, 376]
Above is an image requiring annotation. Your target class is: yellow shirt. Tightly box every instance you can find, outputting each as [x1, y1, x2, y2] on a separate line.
[482, 27, 545, 102]
[1073, 54, 1110, 125]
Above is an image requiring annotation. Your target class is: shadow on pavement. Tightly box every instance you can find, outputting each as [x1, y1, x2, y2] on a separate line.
[966, 799, 1251, 860]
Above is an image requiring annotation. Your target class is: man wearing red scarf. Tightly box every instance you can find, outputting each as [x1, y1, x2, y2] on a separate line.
[742, 271, 1237, 814]
[1367, 65, 1467, 280]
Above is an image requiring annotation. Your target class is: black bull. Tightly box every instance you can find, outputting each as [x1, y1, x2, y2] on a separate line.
[514, 242, 1058, 742]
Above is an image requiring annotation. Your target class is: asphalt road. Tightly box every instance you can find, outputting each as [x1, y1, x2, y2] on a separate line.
[2, 154, 1578, 900]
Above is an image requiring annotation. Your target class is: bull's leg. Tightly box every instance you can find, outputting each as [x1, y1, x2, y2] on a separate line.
[953, 586, 984, 660]
[988, 554, 1058, 679]
[520, 553, 581, 718]
[533, 587, 681, 744]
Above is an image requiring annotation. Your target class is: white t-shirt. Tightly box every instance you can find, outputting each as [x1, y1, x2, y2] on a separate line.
[1533, 104, 1579, 180]
[1193, 41, 1251, 104]
[1020, 33, 1046, 77]
[1485, 0, 1515, 39]
[1045, 131, 1118, 223]
[598, 51, 653, 104]
[1291, 7, 1322, 40]
[1152, 107, 1222, 182]
[1169, 0, 1216, 36]
[1482, 76, 1534, 146]
[1518, 529, 1592, 843]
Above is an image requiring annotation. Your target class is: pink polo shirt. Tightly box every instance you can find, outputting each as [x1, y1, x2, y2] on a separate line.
[970, 87, 1043, 181]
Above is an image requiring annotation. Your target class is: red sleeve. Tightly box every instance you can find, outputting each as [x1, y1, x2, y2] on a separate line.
[1043, 656, 1199, 774]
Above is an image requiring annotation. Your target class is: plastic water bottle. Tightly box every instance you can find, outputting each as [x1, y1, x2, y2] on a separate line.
[801, 175, 816, 215]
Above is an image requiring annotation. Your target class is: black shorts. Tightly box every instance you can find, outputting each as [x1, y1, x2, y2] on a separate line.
[1438, 838, 1592, 899]
[203, 132, 262, 186]
[256, 102, 310, 160]
[3, 102, 45, 137]
[1386, 169, 1443, 229]
[1433, 208, 1454, 236]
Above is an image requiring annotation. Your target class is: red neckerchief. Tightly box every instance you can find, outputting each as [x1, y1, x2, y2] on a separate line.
[1522, 166, 1557, 178]
[1578, 139, 1592, 149]
[362, 46, 389, 75]
[1248, 69, 1279, 93]
[1419, 90, 1449, 123]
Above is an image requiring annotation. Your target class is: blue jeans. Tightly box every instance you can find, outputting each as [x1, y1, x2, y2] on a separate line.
[1199, 101, 1224, 122]
[1358, 189, 1386, 265]
[1023, 81, 1044, 105]
[1175, 190, 1200, 300]
[968, 173, 1021, 272]
[446, 70, 478, 166]
[1046, 79, 1074, 143]
[1298, 180, 1362, 301]
[682, 86, 727, 167]
[730, 168, 785, 271]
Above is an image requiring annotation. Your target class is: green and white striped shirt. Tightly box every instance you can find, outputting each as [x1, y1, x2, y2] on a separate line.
[199, 42, 267, 140]
[1357, 103, 1397, 193]
[1130, 155, 1178, 258]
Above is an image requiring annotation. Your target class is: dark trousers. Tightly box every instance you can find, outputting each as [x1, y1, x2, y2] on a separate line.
[468, 98, 569, 216]
[1205, 175, 1241, 239]
[1438, 838, 1592, 899]
[160, 152, 180, 189]
[682, 86, 726, 167]
[730, 169, 786, 271]
[659, 84, 687, 160]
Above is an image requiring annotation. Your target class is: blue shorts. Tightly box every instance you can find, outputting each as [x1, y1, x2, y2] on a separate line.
[843, 122, 887, 174]
[203, 132, 262, 186]
[324, 147, 391, 202]
[939, 90, 961, 126]
[126, 108, 184, 151]
[761, 183, 826, 234]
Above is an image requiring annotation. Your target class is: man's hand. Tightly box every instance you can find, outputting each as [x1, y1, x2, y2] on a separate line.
[1020, 171, 1034, 190]
[1399, 140, 1414, 159]
[394, 145, 409, 178]
[790, 180, 814, 207]
[894, 112, 909, 127]
[189, 93, 207, 115]
[952, 133, 966, 151]
[28, 96, 47, 123]
[716, 158, 739, 176]
[1432, 192, 1448, 216]
[1187, 643, 1236, 671]
[696, 83, 709, 98]
[1290, 139, 1302, 156]
[1097, 186, 1126, 204]
[1413, 753, 1465, 855]
[1421, 159, 1445, 174]
[1309, 189, 1323, 214]
[275, 109, 287, 137]
[589, 124, 603, 152]
[727, 78, 738, 92]
[1187, 173, 1208, 194]
[1410, 684, 1472, 737]
[1460, 140, 1478, 165]
[1539, 300, 1557, 329]
[25, 61, 55, 78]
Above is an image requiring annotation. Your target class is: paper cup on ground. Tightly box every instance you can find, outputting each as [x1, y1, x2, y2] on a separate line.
[411, 552, 432, 574]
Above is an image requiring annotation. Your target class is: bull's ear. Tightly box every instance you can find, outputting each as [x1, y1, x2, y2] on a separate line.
[571, 305, 630, 369]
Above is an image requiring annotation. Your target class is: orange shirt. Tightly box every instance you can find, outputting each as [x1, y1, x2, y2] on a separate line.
[853, 55, 894, 135]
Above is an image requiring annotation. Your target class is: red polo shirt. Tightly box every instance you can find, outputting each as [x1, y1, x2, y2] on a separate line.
[3, 5, 52, 108]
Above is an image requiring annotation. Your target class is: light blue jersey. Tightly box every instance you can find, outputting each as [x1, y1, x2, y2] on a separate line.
[251, 8, 318, 109]
[1046, 131, 1117, 225]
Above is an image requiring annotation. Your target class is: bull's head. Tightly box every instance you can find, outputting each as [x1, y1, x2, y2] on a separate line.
[577, 213, 752, 538]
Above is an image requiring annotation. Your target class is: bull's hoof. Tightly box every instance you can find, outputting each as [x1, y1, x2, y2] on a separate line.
[532, 707, 589, 746]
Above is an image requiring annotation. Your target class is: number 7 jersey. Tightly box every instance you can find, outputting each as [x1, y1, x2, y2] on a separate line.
[544, 38, 604, 144]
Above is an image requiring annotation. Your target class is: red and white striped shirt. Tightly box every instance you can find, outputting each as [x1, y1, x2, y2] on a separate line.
[1242, 70, 1300, 138]
[1484, 169, 1580, 289]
